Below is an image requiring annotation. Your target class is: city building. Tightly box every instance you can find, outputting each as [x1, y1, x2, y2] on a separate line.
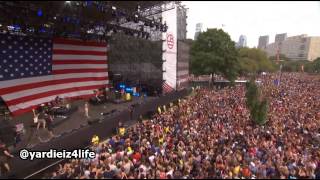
[258, 35, 269, 49]
[265, 34, 320, 61]
[237, 35, 247, 48]
[194, 23, 203, 40]
[275, 33, 287, 43]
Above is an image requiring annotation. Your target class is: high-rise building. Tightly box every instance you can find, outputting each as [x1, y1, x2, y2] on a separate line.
[265, 34, 320, 61]
[194, 23, 203, 40]
[237, 35, 247, 48]
[258, 35, 269, 49]
[275, 33, 287, 43]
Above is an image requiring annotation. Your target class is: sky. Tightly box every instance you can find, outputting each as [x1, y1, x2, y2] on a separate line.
[182, 1, 320, 48]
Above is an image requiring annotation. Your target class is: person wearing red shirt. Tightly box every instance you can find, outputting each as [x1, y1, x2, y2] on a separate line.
[132, 152, 142, 162]
[242, 166, 251, 178]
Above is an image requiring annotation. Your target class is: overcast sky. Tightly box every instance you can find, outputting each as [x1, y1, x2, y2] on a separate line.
[182, 1, 320, 48]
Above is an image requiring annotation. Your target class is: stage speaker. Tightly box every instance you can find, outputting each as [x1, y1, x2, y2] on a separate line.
[88, 118, 100, 125]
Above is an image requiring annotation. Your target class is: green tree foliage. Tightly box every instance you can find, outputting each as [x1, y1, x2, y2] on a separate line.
[245, 79, 268, 126]
[239, 57, 259, 75]
[280, 60, 309, 72]
[269, 54, 290, 61]
[190, 28, 239, 82]
[278, 58, 320, 73]
[255, 99, 268, 125]
[238, 48, 277, 75]
[245, 77, 259, 110]
[304, 57, 320, 73]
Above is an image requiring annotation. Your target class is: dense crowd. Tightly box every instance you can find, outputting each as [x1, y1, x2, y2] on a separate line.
[46, 73, 320, 179]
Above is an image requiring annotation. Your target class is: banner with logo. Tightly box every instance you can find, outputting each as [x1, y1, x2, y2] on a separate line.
[162, 5, 177, 93]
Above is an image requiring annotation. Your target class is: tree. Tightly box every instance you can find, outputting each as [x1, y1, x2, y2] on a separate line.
[281, 60, 309, 72]
[238, 47, 277, 75]
[245, 77, 259, 110]
[305, 57, 320, 73]
[190, 28, 239, 82]
[245, 79, 268, 126]
[238, 57, 259, 75]
[269, 54, 290, 61]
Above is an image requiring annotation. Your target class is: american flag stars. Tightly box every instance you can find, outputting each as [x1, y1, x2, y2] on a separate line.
[0, 34, 53, 80]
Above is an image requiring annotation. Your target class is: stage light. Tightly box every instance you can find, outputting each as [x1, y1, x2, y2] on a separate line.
[119, 84, 126, 89]
[134, 14, 139, 23]
[85, 1, 92, 6]
[37, 9, 43, 17]
[53, 16, 57, 20]
[7, 25, 20, 32]
[125, 87, 133, 93]
[87, 29, 94, 34]
[137, 5, 141, 13]
[39, 27, 46, 33]
[111, 7, 117, 17]
[65, 1, 71, 4]
[27, 27, 35, 33]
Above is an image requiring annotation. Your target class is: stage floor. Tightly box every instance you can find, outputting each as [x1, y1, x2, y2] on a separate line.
[9, 96, 155, 153]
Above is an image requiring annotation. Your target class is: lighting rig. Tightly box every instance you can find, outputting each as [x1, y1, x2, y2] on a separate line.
[0, 1, 171, 42]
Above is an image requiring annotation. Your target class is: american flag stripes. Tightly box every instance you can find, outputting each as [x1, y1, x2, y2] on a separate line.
[0, 34, 109, 116]
[162, 82, 175, 93]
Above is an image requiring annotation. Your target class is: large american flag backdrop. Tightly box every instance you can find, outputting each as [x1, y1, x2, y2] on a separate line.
[0, 34, 109, 116]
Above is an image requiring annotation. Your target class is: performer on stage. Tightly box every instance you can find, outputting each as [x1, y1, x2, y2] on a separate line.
[93, 90, 102, 102]
[84, 102, 90, 118]
[33, 108, 46, 130]
[0, 142, 14, 175]
[44, 111, 55, 138]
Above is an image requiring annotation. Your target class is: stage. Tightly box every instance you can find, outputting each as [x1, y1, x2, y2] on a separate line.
[1, 89, 190, 179]
[8, 96, 155, 152]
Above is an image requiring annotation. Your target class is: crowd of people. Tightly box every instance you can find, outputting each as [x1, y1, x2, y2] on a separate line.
[44, 72, 319, 179]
